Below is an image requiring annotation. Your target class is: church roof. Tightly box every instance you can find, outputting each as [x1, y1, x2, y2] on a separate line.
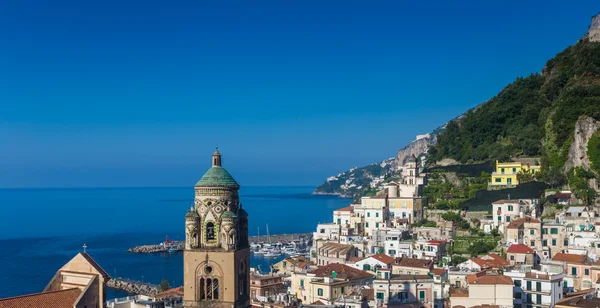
[195, 167, 240, 189]
[222, 211, 238, 219]
[185, 209, 199, 218]
[0, 288, 82, 308]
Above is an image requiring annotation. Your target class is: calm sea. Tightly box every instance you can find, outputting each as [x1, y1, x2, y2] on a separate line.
[0, 186, 349, 299]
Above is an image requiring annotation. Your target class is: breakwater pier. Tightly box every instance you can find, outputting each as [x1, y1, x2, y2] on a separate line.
[107, 278, 160, 296]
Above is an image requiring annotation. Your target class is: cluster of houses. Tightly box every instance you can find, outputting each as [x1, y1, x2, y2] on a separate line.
[253, 160, 600, 308]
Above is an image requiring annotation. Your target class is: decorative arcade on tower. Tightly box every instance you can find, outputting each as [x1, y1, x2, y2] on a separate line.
[183, 148, 250, 308]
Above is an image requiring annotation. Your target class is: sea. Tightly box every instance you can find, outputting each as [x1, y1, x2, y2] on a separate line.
[0, 186, 349, 299]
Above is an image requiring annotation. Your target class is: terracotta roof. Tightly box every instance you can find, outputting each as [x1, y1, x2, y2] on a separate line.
[393, 257, 433, 269]
[466, 271, 487, 284]
[308, 263, 373, 281]
[370, 254, 395, 264]
[80, 252, 110, 278]
[334, 205, 353, 212]
[552, 253, 588, 264]
[492, 199, 526, 205]
[311, 300, 326, 305]
[556, 193, 572, 199]
[430, 268, 447, 276]
[470, 254, 510, 269]
[319, 243, 355, 256]
[361, 288, 374, 301]
[0, 288, 81, 308]
[428, 240, 447, 246]
[506, 217, 541, 229]
[507, 244, 534, 254]
[153, 286, 184, 299]
[555, 293, 600, 308]
[347, 256, 365, 263]
[396, 218, 409, 223]
[471, 274, 512, 285]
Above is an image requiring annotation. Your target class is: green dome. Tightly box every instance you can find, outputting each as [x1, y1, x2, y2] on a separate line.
[185, 209, 199, 219]
[195, 166, 240, 188]
[222, 211, 238, 220]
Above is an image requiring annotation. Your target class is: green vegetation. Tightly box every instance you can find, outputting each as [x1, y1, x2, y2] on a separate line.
[448, 256, 468, 266]
[160, 278, 171, 292]
[428, 39, 600, 174]
[423, 171, 491, 209]
[411, 219, 437, 228]
[453, 236, 499, 255]
[568, 167, 597, 205]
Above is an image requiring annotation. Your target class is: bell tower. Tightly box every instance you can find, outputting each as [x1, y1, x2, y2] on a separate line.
[183, 149, 250, 308]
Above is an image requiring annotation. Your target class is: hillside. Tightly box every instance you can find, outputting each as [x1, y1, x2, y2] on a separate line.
[314, 14, 600, 200]
[429, 23, 600, 192]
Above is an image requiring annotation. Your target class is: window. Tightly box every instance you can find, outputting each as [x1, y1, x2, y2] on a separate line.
[337, 218, 341, 225]
[376, 292, 384, 300]
[542, 228, 548, 234]
[318, 288, 323, 296]
[506, 216, 511, 222]
[572, 267, 577, 275]
[530, 240, 535, 246]
[536, 294, 542, 304]
[498, 216, 502, 221]
[512, 168, 516, 173]
[341, 287, 345, 294]
[564, 239, 569, 246]
[536, 282, 541, 292]
[510, 255, 515, 261]
[514, 280, 522, 287]
[585, 269, 590, 275]
[206, 222, 215, 240]
[501, 168, 505, 173]
[376, 223, 379, 228]
[542, 240, 547, 246]
[526, 294, 532, 303]
[551, 228, 558, 234]
[367, 212, 370, 217]
[363, 264, 370, 271]
[366, 223, 369, 227]
[495, 178, 501, 183]
[508, 205, 514, 211]
[419, 290, 425, 301]
[526, 281, 532, 290]
[530, 230, 534, 235]
[552, 239, 556, 246]
[376, 212, 379, 217]
[402, 202, 407, 208]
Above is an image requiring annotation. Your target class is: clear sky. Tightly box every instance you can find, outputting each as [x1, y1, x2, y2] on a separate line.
[1, 1, 598, 188]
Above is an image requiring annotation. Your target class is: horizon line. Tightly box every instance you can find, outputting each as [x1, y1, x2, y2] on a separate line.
[0, 185, 320, 190]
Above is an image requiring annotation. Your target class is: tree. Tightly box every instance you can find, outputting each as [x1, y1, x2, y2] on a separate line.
[449, 256, 468, 266]
[490, 228, 500, 237]
[160, 278, 171, 292]
[517, 169, 534, 184]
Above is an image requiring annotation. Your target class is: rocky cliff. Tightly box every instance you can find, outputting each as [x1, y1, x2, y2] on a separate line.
[312, 126, 444, 198]
[564, 116, 599, 172]
[586, 13, 600, 42]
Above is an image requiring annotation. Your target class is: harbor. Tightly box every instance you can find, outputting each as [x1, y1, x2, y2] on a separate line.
[127, 232, 313, 254]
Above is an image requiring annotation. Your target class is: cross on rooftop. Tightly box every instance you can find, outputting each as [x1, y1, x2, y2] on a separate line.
[83, 243, 87, 253]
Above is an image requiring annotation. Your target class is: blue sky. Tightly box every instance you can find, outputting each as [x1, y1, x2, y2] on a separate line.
[1, 1, 598, 188]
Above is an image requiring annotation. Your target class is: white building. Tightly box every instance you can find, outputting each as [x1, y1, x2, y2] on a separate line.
[493, 199, 538, 233]
[505, 268, 564, 308]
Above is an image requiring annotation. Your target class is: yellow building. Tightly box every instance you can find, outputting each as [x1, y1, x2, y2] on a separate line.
[490, 160, 541, 186]
[291, 263, 372, 305]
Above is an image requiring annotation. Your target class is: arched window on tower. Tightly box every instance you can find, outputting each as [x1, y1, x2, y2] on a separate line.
[206, 222, 215, 241]
[199, 278, 205, 300]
